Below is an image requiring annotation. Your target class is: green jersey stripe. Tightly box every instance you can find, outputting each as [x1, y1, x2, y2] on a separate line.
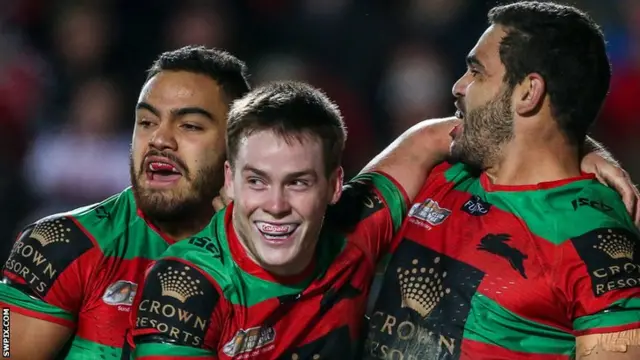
[573, 298, 640, 331]
[443, 163, 636, 245]
[0, 283, 74, 322]
[134, 342, 212, 358]
[354, 172, 408, 233]
[60, 336, 122, 360]
[464, 292, 574, 355]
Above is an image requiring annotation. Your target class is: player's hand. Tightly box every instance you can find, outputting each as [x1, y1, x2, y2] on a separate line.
[581, 152, 640, 227]
[212, 186, 232, 212]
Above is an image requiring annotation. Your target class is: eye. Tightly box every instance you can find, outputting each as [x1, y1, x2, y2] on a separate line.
[181, 123, 203, 131]
[469, 69, 480, 77]
[247, 177, 267, 189]
[289, 179, 310, 190]
[137, 118, 155, 128]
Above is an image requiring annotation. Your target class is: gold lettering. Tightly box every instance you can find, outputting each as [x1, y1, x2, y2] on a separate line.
[43, 263, 56, 279]
[596, 284, 605, 294]
[593, 269, 608, 278]
[381, 315, 396, 335]
[31, 251, 46, 267]
[19, 266, 29, 279]
[139, 300, 149, 311]
[397, 321, 415, 341]
[21, 245, 33, 258]
[439, 335, 455, 355]
[609, 266, 621, 275]
[157, 323, 168, 333]
[150, 300, 161, 314]
[388, 349, 404, 360]
[161, 304, 175, 318]
[178, 308, 193, 323]
[624, 263, 638, 273]
[169, 327, 180, 339]
[36, 281, 46, 293]
[194, 317, 206, 332]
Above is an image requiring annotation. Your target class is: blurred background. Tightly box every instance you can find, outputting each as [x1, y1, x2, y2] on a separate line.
[0, 0, 638, 260]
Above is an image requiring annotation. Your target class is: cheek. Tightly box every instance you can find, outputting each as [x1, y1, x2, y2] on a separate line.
[292, 192, 328, 222]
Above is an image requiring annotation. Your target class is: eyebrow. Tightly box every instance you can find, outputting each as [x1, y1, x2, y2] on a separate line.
[466, 55, 486, 72]
[242, 166, 318, 180]
[135, 102, 215, 121]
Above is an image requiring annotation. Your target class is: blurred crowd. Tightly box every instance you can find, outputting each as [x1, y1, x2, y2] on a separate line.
[0, 0, 638, 260]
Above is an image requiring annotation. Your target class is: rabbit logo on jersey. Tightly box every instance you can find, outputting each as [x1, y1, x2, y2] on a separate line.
[408, 199, 451, 229]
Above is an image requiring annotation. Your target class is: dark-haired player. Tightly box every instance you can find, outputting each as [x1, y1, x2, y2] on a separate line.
[129, 78, 636, 359]
[0, 45, 251, 360]
[364, 2, 640, 359]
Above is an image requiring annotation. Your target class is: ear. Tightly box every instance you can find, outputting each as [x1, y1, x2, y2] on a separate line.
[514, 73, 545, 116]
[224, 161, 235, 199]
[328, 167, 344, 205]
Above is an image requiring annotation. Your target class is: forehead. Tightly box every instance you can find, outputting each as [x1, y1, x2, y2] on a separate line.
[236, 131, 324, 174]
[138, 71, 228, 114]
[469, 24, 508, 74]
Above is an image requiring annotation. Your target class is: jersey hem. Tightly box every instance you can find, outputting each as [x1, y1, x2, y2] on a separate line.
[0, 302, 75, 328]
[574, 321, 640, 336]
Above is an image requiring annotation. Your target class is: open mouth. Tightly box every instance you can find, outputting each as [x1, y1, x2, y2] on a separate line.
[145, 157, 183, 183]
[254, 221, 300, 241]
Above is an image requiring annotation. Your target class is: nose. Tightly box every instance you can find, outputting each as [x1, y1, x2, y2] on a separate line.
[149, 122, 178, 151]
[451, 72, 470, 99]
[264, 187, 292, 218]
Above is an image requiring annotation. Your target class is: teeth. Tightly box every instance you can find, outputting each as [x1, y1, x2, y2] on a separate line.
[455, 110, 464, 119]
[255, 222, 298, 235]
[148, 162, 178, 173]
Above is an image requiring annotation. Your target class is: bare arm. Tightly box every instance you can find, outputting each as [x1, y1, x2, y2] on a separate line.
[9, 312, 72, 359]
[576, 330, 640, 359]
[361, 117, 460, 202]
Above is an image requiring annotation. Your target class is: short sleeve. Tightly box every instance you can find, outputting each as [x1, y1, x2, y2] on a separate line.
[0, 215, 98, 328]
[558, 226, 640, 335]
[131, 258, 224, 359]
[326, 171, 409, 264]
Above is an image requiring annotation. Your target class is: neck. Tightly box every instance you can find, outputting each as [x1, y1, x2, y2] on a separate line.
[484, 121, 581, 186]
[153, 206, 214, 241]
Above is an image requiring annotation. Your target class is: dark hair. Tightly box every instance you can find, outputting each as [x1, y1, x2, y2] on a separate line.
[146, 45, 251, 103]
[488, 1, 611, 144]
[226, 81, 347, 176]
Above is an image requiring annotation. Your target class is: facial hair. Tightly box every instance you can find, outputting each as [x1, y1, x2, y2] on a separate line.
[129, 149, 224, 224]
[450, 86, 514, 169]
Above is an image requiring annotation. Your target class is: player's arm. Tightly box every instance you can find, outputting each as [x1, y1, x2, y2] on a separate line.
[360, 117, 459, 201]
[556, 220, 640, 360]
[582, 137, 640, 226]
[131, 257, 225, 360]
[0, 215, 97, 359]
[576, 330, 640, 359]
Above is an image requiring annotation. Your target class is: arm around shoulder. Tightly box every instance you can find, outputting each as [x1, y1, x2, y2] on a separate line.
[361, 117, 460, 202]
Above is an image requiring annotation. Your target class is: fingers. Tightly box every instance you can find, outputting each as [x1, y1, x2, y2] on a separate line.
[212, 196, 226, 212]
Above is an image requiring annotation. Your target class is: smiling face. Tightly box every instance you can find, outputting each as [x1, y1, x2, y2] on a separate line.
[450, 25, 515, 169]
[225, 130, 342, 276]
[130, 70, 228, 222]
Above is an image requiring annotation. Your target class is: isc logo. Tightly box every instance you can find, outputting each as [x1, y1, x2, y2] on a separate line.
[571, 197, 612, 212]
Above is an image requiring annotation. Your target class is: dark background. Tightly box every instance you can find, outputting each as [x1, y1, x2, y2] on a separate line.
[1, 0, 638, 260]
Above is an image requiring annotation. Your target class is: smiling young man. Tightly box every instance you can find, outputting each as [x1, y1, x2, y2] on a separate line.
[363, 2, 640, 360]
[128, 81, 461, 359]
[0, 45, 250, 360]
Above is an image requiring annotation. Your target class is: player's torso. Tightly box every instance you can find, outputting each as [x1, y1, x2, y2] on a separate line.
[365, 175, 574, 360]
[61, 200, 172, 359]
[218, 242, 376, 360]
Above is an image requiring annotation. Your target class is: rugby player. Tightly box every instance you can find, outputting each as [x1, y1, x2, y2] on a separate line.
[129, 78, 636, 359]
[364, 2, 640, 359]
[0, 45, 250, 360]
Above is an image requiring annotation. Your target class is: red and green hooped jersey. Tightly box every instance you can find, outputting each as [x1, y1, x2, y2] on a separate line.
[0, 188, 174, 359]
[129, 172, 408, 359]
[364, 162, 640, 360]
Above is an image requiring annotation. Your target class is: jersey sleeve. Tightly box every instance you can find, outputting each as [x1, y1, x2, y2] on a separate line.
[553, 198, 640, 335]
[131, 255, 226, 360]
[0, 215, 98, 328]
[326, 171, 409, 264]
